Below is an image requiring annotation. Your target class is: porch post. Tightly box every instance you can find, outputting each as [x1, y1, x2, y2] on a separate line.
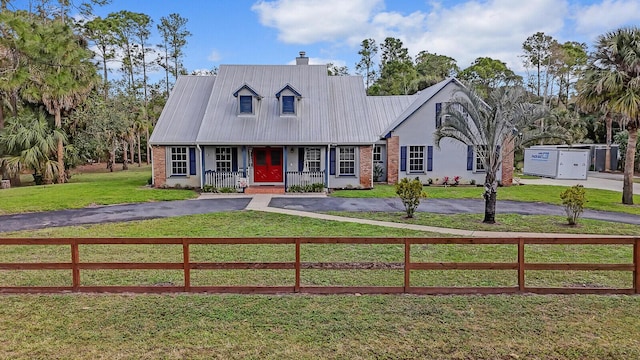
[242, 146, 247, 176]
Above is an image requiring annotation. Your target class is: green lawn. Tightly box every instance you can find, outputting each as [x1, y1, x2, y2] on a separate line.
[1, 213, 639, 359]
[326, 211, 640, 236]
[0, 166, 197, 215]
[331, 184, 640, 215]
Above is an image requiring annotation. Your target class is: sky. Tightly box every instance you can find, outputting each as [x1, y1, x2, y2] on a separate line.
[11, 0, 640, 77]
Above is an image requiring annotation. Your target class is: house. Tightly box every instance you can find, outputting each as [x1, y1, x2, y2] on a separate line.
[149, 52, 513, 193]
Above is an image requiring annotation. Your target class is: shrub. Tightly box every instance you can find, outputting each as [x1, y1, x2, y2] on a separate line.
[395, 177, 427, 218]
[202, 184, 216, 193]
[147, 176, 153, 185]
[560, 185, 586, 225]
[373, 165, 383, 182]
[219, 187, 236, 193]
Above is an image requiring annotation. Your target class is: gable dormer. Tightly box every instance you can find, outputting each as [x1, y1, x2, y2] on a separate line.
[233, 84, 262, 115]
[275, 84, 302, 116]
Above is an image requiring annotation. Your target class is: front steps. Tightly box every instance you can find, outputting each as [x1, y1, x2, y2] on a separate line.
[244, 185, 286, 195]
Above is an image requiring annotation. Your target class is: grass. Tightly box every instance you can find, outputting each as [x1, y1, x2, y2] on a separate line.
[0, 165, 197, 215]
[331, 184, 640, 215]
[2, 213, 639, 358]
[326, 211, 640, 236]
[2, 294, 640, 359]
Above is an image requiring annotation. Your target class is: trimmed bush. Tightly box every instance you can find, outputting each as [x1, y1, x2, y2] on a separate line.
[395, 177, 427, 218]
[560, 185, 586, 225]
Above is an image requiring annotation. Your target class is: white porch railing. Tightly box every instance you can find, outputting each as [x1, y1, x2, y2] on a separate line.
[286, 171, 325, 191]
[204, 170, 246, 191]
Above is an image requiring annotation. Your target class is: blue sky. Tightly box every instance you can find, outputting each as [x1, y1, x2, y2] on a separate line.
[11, 0, 640, 78]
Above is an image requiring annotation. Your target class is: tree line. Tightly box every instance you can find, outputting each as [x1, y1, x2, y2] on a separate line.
[0, 0, 192, 184]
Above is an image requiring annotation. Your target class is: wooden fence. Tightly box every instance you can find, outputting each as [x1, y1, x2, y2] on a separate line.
[0, 237, 638, 295]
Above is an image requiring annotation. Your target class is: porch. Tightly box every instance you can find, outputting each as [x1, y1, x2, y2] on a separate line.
[204, 170, 325, 193]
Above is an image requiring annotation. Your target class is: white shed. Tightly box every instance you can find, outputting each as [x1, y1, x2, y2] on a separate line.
[523, 147, 590, 180]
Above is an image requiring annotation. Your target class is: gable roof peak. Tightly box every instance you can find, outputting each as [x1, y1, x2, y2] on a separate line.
[232, 83, 262, 99]
[276, 83, 302, 99]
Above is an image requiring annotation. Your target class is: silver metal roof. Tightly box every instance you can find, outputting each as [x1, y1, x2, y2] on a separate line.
[150, 64, 458, 146]
[149, 75, 216, 145]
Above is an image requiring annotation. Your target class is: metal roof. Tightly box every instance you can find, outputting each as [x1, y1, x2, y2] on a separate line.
[150, 64, 461, 146]
[149, 75, 216, 145]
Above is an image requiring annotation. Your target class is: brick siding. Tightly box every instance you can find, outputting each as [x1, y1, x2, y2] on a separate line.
[359, 145, 373, 189]
[501, 137, 514, 186]
[386, 136, 399, 184]
[152, 146, 167, 188]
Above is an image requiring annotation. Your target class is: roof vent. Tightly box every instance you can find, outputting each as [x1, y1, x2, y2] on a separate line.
[296, 51, 309, 65]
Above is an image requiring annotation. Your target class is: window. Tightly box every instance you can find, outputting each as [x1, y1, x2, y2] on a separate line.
[475, 145, 487, 172]
[304, 147, 321, 172]
[170, 147, 188, 175]
[216, 147, 233, 172]
[239, 95, 253, 114]
[408, 146, 425, 173]
[338, 147, 355, 175]
[373, 146, 382, 162]
[282, 96, 295, 114]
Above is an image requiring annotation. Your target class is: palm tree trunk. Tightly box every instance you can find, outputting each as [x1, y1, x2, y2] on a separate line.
[146, 128, 151, 165]
[137, 132, 142, 167]
[55, 109, 66, 183]
[622, 121, 637, 205]
[122, 140, 129, 170]
[605, 113, 612, 171]
[483, 173, 497, 223]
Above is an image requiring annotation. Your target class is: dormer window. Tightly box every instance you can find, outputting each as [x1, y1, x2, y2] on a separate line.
[239, 95, 253, 114]
[233, 83, 261, 116]
[276, 84, 302, 116]
[282, 96, 295, 114]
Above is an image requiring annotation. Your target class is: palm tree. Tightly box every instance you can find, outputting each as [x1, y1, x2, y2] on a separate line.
[435, 85, 560, 223]
[0, 111, 65, 184]
[582, 26, 640, 205]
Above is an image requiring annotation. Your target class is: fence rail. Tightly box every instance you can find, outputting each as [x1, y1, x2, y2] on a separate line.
[204, 171, 246, 190]
[286, 171, 325, 191]
[1, 237, 638, 295]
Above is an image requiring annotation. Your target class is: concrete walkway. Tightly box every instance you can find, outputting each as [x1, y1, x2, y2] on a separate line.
[518, 171, 640, 193]
[242, 194, 637, 238]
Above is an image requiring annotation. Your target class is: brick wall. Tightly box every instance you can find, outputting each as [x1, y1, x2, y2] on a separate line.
[359, 145, 373, 189]
[501, 136, 514, 186]
[152, 146, 167, 188]
[386, 136, 399, 184]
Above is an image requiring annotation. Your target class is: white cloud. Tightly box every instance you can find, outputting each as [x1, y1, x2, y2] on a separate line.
[208, 49, 222, 62]
[252, 0, 384, 44]
[573, 0, 640, 40]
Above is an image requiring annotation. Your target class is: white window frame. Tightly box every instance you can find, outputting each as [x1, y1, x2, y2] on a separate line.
[338, 147, 356, 176]
[475, 145, 487, 172]
[373, 145, 382, 162]
[304, 147, 321, 172]
[170, 147, 188, 176]
[408, 145, 425, 173]
[216, 147, 233, 172]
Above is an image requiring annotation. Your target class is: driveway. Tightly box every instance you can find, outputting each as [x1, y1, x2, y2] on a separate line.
[518, 171, 640, 193]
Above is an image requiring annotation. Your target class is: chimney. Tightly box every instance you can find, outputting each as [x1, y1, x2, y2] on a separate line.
[296, 51, 309, 65]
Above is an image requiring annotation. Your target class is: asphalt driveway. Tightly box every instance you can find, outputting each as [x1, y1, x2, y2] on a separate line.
[1, 196, 640, 233]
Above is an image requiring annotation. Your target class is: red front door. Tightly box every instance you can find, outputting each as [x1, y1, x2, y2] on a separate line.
[253, 148, 283, 182]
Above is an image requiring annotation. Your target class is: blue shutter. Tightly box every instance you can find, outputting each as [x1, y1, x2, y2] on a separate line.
[329, 148, 336, 175]
[400, 146, 407, 172]
[189, 148, 196, 175]
[467, 145, 474, 171]
[427, 146, 433, 172]
[232, 148, 238, 171]
[298, 148, 305, 171]
[435, 103, 442, 128]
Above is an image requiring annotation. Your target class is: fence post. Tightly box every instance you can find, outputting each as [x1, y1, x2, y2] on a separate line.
[295, 238, 301, 293]
[634, 238, 639, 294]
[518, 238, 525, 292]
[183, 240, 190, 292]
[71, 240, 80, 291]
[404, 239, 410, 293]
